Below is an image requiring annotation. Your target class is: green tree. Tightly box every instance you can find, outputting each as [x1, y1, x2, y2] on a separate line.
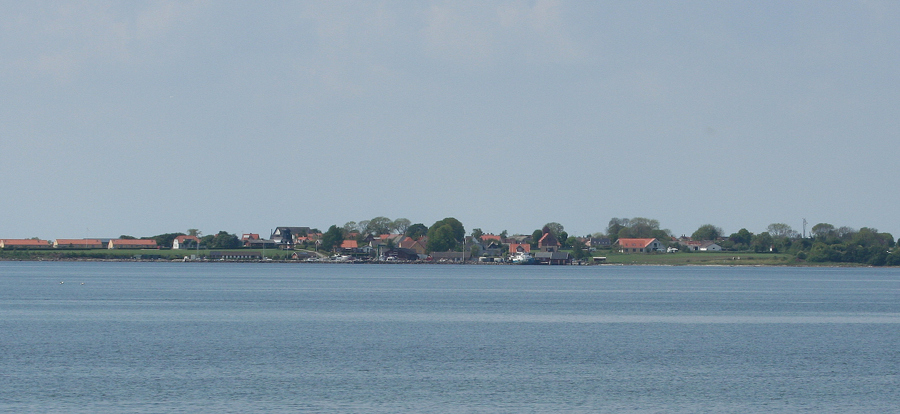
[751, 232, 774, 252]
[691, 224, 723, 241]
[607, 218, 629, 240]
[471, 228, 484, 241]
[729, 228, 753, 246]
[610, 217, 664, 239]
[320, 225, 345, 252]
[427, 224, 457, 252]
[767, 223, 794, 238]
[807, 242, 839, 262]
[208, 231, 241, 249]
[850, 228, 894, 248]
[406, 223, 428, 239]
[391, 218, 411, 235]
[571, 238, 589, 260]
[886, 246, 900, 266]
[543, 222, 565, 237]
[187, 229, 200, 237]
[835, 226, 857, 240]
[428, 218, 464, 242]
[650, 229, 671, 245]
[531, 229, 544, 247]
[558, 231, 569, 247]
[365, 217, 393, 236]
[342, 221, 359, 234]
[810, 223, 835, 239]
[629, 217, 660, 238]
[119, 235, 136, 240]
[150, 232, 186, 248]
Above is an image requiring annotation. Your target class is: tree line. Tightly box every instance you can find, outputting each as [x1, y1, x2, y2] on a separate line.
[600, 218, 899, 266]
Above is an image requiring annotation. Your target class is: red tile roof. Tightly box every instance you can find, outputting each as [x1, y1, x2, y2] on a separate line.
[54, 239, 103, 247]
[617, 238, 657, 248]
[110, 239, 158, 247]
[509, 243, 531, 253]
[538, 232, 560, 247]
[340, 240, 358, 249]
[399, 237, 425, 250]
[1, 239, 50, 247]
[55, 239, 102, 244]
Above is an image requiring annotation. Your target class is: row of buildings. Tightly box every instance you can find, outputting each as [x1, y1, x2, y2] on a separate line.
[2, 227, 723, 257]
[0, 238, 160, 249]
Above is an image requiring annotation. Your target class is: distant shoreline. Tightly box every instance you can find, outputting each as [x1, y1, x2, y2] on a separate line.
[0, 257, 882, 268]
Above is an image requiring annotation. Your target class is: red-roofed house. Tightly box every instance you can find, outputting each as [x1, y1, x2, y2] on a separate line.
[617, 238, 662, 253]
[53, 239, 103, 249]
[538, 226, 560, 252]
[480, 234, 502, 243]
[340, 240, 358, 250]
[173, 235, 200, 249]
[377, 234, 404, 243]
[1, 239, 50, 249]
[509, 243, 531, 254]
[398, 237, 427, 255]
[108, 239, 158, 249]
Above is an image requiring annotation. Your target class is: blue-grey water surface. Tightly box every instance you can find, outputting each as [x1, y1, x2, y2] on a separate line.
[1, 262, 898, 413]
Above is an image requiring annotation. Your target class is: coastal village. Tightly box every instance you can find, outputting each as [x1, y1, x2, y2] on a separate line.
[3, 216, 898, 266]
[0, 219, 719, 265]
[0, 227, 599, 265]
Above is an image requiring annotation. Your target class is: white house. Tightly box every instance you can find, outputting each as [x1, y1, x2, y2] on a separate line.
[173, 235, 200, 249]
[699, 241, 722, 252]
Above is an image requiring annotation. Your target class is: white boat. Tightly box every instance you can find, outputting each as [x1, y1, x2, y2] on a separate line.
[509, 251, 535, 264]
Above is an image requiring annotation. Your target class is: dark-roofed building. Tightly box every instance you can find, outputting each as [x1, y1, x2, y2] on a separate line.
[271, 227, 311, 246]
[383, 248, 421, 261]
[585, 237, 611, 249]
[534, 251, 572, 265]
[245, 238, 277, 249]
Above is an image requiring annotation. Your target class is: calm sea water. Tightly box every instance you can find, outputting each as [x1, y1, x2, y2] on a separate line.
[0, 262, 898, 413]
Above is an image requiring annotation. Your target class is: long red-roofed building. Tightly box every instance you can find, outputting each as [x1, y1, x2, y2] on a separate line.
[53, 239, 104, 249]
[108, 239, 158, 249]
[616, 238, 662, 253]
[1, 239, 51, 249]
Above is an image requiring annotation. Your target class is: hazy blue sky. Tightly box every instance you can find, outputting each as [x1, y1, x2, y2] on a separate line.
[2, 1, 898, 239]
